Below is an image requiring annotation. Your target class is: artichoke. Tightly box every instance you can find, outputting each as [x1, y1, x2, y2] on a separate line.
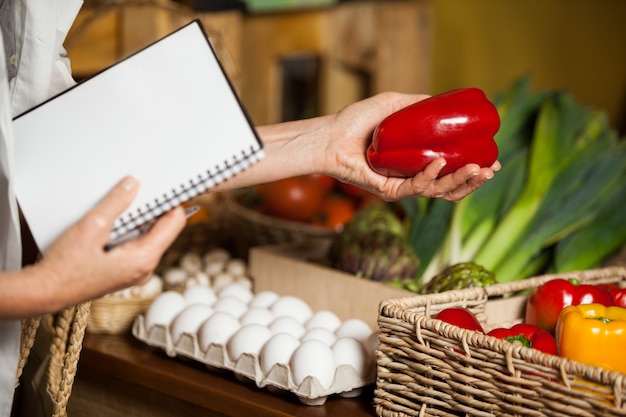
[414, 262, 496, 294]
[329, 204, 420, 282]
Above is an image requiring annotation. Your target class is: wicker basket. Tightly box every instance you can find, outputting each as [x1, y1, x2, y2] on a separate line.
[87, 294, 158, 334]
[375, 266, 626, 417]
[223, 190, 336, 253]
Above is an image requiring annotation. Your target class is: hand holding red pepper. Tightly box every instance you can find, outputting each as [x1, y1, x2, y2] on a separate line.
[525, 278, 614, 334]
[367, 88, 500, 178]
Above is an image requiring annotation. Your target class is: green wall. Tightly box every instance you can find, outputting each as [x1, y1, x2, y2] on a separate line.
[429, 0, 626, 132]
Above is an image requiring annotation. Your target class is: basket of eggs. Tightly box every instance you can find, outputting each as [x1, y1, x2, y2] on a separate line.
[225, 175, 383, 252]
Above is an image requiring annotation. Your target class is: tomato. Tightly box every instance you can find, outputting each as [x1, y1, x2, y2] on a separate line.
[313, 196, 356, 232]
[256, 176, 324, 222]
[338, 182, 372, 198]
[359, 193, 385, 209]
[307, 174, 337, 193]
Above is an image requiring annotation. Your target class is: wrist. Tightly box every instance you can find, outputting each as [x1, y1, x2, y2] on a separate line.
[212, 115, 335, 191]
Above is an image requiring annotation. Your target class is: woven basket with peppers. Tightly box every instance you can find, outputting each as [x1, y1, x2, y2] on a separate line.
[375, 266, 626, 417]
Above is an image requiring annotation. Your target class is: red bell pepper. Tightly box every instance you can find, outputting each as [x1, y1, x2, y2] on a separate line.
[597, 283, 626, 308]
[366, 88, 500, 178]
[525, 278, 614, 335]
[487, 323, 558, 355]
[435, 307, 484, 333]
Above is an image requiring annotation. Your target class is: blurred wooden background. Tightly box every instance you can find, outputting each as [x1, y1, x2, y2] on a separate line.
[66, 0, 432, 126]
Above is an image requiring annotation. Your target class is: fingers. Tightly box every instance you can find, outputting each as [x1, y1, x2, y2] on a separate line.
[66, 177, 139, 247]
[101, 206, 186, 286]
[393, 160, 498, 202]
[110, 206, 186, 260]
[139, 206, 187, 254]
[95, 176, 139, 219]
[436, 164, 497, 202]
[74, 176, 139, 243]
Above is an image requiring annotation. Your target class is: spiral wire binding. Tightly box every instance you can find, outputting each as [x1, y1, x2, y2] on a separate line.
[110, 146, 263, 239]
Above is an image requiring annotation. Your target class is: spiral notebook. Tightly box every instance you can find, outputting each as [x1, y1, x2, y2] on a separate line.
[12, 20, 263, 252]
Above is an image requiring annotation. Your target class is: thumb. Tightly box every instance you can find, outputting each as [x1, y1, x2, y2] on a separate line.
[80, 176, 139, 240]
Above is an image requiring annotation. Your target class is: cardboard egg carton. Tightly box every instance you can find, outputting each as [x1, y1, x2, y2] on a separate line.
[132, 315, 375, 405]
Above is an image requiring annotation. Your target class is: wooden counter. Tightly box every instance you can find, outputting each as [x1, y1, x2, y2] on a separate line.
[68, 332, 377, 417]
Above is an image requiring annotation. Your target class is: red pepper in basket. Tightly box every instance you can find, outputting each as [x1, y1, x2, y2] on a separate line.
[366, 88, 500, 178]
[596, 283, 626, 308]
[525, 278, 614, 335]
[435, 307, 484, 333]
[487, 323, 558, 355]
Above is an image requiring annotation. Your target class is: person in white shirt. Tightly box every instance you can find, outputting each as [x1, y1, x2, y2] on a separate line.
[0, 1, 499, 415]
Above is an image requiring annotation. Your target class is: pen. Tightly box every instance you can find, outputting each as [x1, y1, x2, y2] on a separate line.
[105, 205, 200, 250]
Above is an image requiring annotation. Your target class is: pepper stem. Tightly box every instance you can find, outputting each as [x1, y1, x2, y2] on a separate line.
[504, 335, 532, 348]
[593, 316, 612, 324]
[567, 277, 581, 286]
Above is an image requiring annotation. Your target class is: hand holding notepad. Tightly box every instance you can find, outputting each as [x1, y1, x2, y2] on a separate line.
[12, 20, 263, 252]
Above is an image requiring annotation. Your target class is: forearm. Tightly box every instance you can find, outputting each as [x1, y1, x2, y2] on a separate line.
[210, 114, 335, 191]
[0, 265, 67, 319]
[209, 91, 499, 203]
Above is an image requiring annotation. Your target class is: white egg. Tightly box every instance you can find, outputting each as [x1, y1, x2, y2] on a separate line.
[129, 286, 141, 297]
[145, 291, 186, 330]
[301, 327, 337, 346]
[270, 295, 313, 323]
[212, 272, 234, 291]
[259, 333, 301, 375]
[225, 258, 247, 276]
[332, 337, 369, 378]
[305, 310, 342, 332]
[202, 247, 231, 266]
[218, 282, 253, 304]
[239, 308, 275, 327]
[203, 262, 224, 277]
[170, 303, 213, 344]
[269, 316, 306, 339]
[183, 285, 217, 306]
[227, 323, 273, 361]
[118, 287, 133, 298]
[249, 291, 279, 309]
[197, 312, 241, 350]
[213, 296, 248, 319]
[290, 339, 336, 390]
[204, 260, 226, 276]
[234, 275, 253, 291]
[180, 252, 203, 274]
[163, 267, 188, 288]
[335, 318, 373, 343]
[138, 275, 163, 298]
[184, 271, 211, 289]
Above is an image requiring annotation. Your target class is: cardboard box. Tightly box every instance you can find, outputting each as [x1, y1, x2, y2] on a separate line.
[249, 239, 415, 329]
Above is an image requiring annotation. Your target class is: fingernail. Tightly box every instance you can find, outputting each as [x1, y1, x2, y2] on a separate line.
[485, 172, 494, 179]
[93, 215, 107, 229]
[121, 176, 137, 191]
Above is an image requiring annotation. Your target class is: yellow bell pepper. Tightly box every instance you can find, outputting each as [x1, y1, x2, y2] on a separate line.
[555, 303, 626, 374]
